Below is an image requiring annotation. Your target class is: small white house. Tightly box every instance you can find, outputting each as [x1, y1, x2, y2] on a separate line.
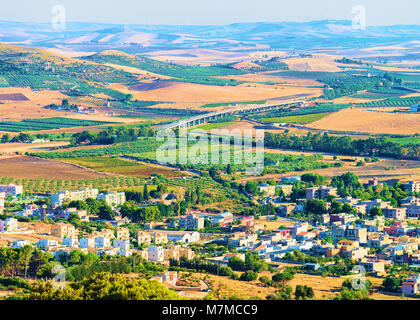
[148, 246, 164, 262]
[37, 239, 59, 248]
[13, 240, 30, 248]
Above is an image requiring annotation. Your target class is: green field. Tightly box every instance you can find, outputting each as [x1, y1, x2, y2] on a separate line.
[31, 137, 160, 159]
[260, 112, 331, 123]
[193, 121, 236, 130]
[0, 175, 151, 194]
[63, 156, 181, 178]
[83, 52, 245, 86]
[356, 96, 420, 108]
[0, 117, 117, 132]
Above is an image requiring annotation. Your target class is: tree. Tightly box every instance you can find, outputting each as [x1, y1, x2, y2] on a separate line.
[98, 203, 115, 220]
[228, 256, 245, 271]
[124, 94, 133, 103]
[245, 252, 268, 272]
[29, 272, 182, 300]
[143, 184, 149, 201]
[259, 275, 270, 287]
[226, 164, 232, 175]
[301, 173, 327, 186]
[68, 213, 81, 228]
[369, 206, 383, 218]
[305, 199, 327, 215]
[382, 277, 402, 293]
[323, 236, 334, 244]
[295, 285, 314, 300]
[266, 286, 292, 300]
[272, 272, 294, 289]
[62, 99, 69, 108]
[239, 270, 258, 281]
[245, 181, 258, 195]
[329, 200, 343, 214]
[1, 133, 9, 143]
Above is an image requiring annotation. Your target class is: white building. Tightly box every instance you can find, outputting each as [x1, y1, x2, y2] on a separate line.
[258, 184, 276, 196]
[0, 217, 18, 232]
[13, 240, 30, 248]
[148, 246, 164, 262]
[37, 239, 59, 248]
[0, 185, 23, 197]
[62, 237, 79, 248]
[97, 191, 126, 207]
[79, 237, 95, 248]
[95, 236, 111, 248]
[166, 231, 200, 244]
[113, 239, 130, 251]
[51, 188, 99, 207]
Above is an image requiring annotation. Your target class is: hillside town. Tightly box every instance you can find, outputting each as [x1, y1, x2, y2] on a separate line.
[1, 173, 420, 298]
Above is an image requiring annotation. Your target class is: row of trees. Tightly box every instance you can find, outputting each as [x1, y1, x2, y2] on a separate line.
[0, 247, 57, 279]
[265, 132, 404, 159]
[72, 125, 155, 145]
[29, 272, 181, 300]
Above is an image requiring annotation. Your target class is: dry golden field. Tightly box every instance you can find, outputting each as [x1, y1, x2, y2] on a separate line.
[307, 108, 420, 134]
[198, 271, 413, 300]
[0, 141, 70, 155]
[115, 81, 322, 104]
[282, 54, 342, 72]
[0, 155, 108, 180]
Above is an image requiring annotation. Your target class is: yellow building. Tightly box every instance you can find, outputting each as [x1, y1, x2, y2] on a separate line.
[51, 223, 78, 239]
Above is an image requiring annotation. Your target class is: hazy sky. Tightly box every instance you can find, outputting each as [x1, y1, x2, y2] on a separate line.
[3, 0, 420, 26]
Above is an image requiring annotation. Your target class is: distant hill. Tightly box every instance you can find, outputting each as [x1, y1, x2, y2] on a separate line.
[0, 20, 419, 53]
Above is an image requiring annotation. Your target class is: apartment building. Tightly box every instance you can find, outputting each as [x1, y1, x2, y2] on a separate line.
[0, 184, 23, 197]
[404, 181, 420, 193]
[359, 259, 385, 273]
[382, 207, 406, 221]
[401, 274, 420, 295]
[37, 239, 59, 249]
[258, 184, 276, 196]
[116, 227, 130, 240]
[113, 239, 130, 252]
[362, 199, 392, 213]
[332, 225, 367, 244]
[79, 237, 95, 248]
[275, 184, 294, 196]
[179, 213, 204, 230]
[62, 237, 79, 248]
[95, 236, 111, 248]
[0, 192, 5, 214]
[401, 198, 420, 218]
[97, 191, 126, 207]
[306, 186, 337, 201]
[51, 188, 99, 207]
[137, 231, 152, 245]
[51, 223, 78, 239]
